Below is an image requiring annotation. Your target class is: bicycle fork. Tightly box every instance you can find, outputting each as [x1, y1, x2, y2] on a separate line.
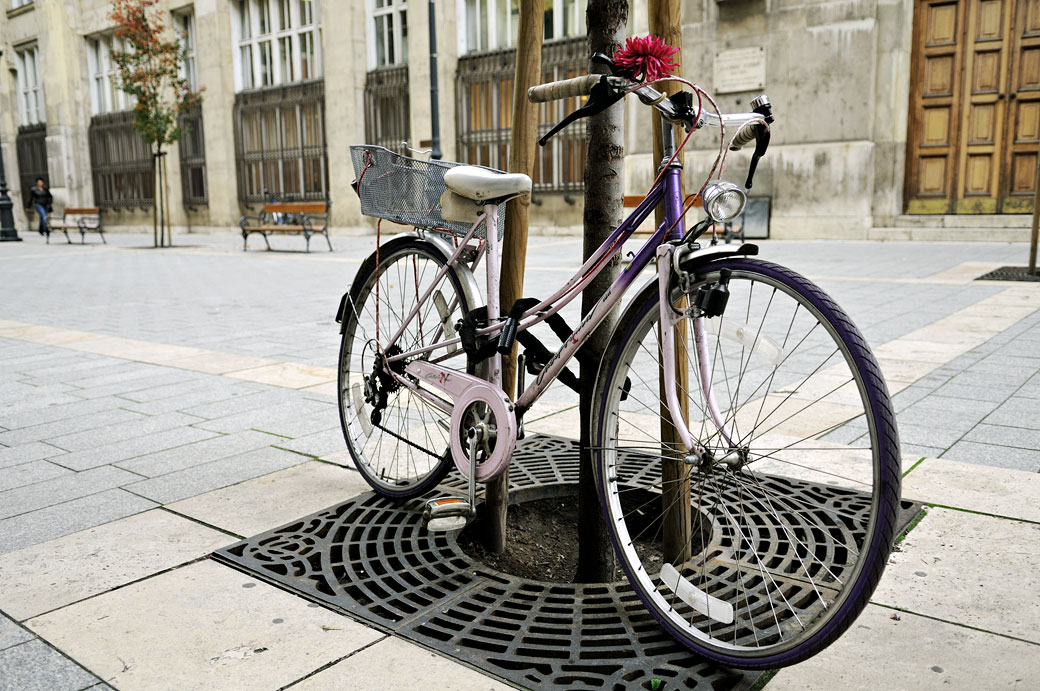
[655, 244, 740, 462]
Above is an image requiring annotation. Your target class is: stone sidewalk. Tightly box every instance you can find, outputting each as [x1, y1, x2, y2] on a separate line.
[0, 233, 1038, 690]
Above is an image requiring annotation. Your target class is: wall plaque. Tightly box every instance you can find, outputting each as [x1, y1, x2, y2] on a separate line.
[713, 46, 766, 94]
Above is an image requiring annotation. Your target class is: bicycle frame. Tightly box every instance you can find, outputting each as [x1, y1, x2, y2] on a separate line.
[381, 135, 729, 457]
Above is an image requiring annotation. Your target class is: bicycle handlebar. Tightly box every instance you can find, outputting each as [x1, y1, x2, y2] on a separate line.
[528, 75, 771, 152]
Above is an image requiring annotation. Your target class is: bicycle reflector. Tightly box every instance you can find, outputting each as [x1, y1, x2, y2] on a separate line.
[701, 182, 747, 223]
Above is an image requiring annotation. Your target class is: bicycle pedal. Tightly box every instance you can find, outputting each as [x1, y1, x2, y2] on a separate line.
[422, 497, 472, 532]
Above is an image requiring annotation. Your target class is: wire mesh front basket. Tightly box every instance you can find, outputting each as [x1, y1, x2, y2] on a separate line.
[350, 145, 505, 241]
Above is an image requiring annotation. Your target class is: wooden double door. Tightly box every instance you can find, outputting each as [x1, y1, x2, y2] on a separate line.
[907, 0, 1039, 214]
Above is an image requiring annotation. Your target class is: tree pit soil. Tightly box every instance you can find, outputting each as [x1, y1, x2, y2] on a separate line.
[457, 496, 624, 583]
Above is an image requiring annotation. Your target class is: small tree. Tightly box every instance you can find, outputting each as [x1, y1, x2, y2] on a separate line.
[110, 0, 201, 247]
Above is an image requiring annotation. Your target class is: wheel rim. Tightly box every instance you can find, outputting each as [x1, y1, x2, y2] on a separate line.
[597, 262, 896, 661]
[338, 245, 470, 495]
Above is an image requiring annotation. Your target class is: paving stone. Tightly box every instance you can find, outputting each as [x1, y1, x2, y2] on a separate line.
[192, 398, 332, 435]
[167, 462, 371, 537]
[0, 489, 157, 555]
[50, 426, 220, 472]
[0, 460, 72, 492]
[982, 397, 1040, 430]
[115, 378, 220, 404]
[0, 408, 146, 449]
[270, 427, 346, 458]
[178, 389, 288, 420]
[890, 422, 966, 450]
[25, 560, 382, 691]
[932, 381, 1017, 403]
[872, 508, 1040, 643]
[225, 362, 336, 389]
[0, 509, 231, 621]
[942, 440, 1040, 472]
[123, 446, 308, 504]
[0, 639, 101, 691]
[0, 442, 68, 470]
[909, 394, 1002, 417]
[767, 605, 1040, 691]
[0, 614, 31, 651]
[903, 457, 1040, 522]
[74, 370, 201, 400]
[115, 430, 276, 477]
[894, 405, 987, 431]
[0, 466, 145, 520]
[42, 412, 202, 452]
[962, 423, 1040, 450]
[899, 444, 944, 461]
[0, 396, 127, 432]
[289, 636, 513, 691]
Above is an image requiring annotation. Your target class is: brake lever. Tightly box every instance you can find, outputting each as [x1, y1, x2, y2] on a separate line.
[538, 75, 623, 147]
[744, 96, 774, 190]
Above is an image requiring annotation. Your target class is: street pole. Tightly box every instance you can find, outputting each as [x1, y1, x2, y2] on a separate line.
[0, 50, 23, 242]
[0, 139, 23, 243]
[428, 0, 442, 160]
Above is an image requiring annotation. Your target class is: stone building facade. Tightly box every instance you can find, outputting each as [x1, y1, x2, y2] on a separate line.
[1, 0, 1036, 239]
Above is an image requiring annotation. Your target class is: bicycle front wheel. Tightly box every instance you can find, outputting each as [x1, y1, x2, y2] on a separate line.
[337, 236, 475, 498]
[592, 258, 900, 668]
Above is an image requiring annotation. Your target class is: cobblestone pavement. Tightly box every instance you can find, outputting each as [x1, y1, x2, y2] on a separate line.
[0, 232, 1038, 690]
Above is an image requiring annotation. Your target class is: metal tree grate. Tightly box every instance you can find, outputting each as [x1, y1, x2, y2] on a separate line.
[215, 435, 920, 690]
[975, 266, 1040, 282]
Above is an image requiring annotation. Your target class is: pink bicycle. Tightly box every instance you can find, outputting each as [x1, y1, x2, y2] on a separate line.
[339, 63, 901, 669]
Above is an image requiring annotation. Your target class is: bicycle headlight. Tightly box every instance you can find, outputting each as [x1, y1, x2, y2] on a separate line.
[702, 182, 747, 222]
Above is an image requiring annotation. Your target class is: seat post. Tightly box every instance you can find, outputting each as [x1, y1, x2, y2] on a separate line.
[484, 203, 503, 388]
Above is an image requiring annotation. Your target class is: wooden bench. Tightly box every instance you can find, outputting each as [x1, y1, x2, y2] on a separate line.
[240, 201, 332, 252]
[42, 208, 105, 245]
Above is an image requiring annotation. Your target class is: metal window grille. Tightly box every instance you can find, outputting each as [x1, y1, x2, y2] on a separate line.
[456, 36, 586, 192]
[15, 123, 48, 209]
[364, 66, 410, 152]
[233, 79, 328, 203]
[88, 111, 154, 208]
[178, 103, 208, 206]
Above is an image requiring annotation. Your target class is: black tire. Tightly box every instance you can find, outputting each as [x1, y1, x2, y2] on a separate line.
[337, 237, 473, 498]
[592, 258, 901, 668]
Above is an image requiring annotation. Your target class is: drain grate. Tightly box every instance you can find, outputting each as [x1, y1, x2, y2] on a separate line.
[214, 435, 920, 690]
[976, 266, 1040, 282]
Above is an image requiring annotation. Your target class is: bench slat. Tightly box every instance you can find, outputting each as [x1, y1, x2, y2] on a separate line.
[65, 207, 101, 215]
[262, 202, 327, 214]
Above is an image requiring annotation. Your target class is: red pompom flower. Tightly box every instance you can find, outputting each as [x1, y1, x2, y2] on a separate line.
[613, 35, 680, 82]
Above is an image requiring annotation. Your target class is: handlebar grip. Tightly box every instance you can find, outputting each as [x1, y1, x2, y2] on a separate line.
[729, 123, 761, 151]
[528, 75, 602, 103]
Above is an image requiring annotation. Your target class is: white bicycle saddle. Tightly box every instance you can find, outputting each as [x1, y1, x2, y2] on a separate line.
[443, 166, 532, 203]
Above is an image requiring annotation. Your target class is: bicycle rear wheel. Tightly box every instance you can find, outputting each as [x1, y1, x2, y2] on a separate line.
[337, 236, 475, 498]
[592, 257, 900, 668]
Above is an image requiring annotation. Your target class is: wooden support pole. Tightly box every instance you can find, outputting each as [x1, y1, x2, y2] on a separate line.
[483, 0, 544, 554]
[1029, 150, 1039, 276]
[648, 0, 693, 566]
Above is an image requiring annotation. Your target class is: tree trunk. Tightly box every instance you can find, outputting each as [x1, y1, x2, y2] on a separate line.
[648, 0, 692, 566]
[483, 0, 544, 554]
[575, 0, 627, 584]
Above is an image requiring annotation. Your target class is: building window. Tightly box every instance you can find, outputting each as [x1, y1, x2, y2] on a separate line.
[175, 9, 199, 92]
[179, 103, 208, 206]
[15, 45, 44, 126]
[88, 111, 154, 208]
[370, 0, 407, 68]
[233, 80, 327, 202]
[461, 0, 585, 52]
[88, 35, 131, 115]
[364, 66, 410, 151]
[456, 37, 586, 192]
[16, 123, 49, 210]
[10, 0, 33, 9]
[234, 0, 322, 91]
